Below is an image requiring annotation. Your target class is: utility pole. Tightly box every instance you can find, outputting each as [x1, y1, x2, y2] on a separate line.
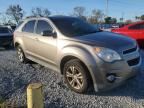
[106, 0, 109, 17]
[121, 12, 124, 22]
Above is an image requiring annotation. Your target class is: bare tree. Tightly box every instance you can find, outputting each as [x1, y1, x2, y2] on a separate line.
[1, 15, 8, 25]
[43, 9, 51, 17]
[31, 7, 51, 17]
[72, 6, 87, 20]
[88, 9, 104, 24]
[6, 4, 24, 24]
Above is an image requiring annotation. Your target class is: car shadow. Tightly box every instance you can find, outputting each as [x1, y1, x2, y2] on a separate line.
[88, 76, 144, 100]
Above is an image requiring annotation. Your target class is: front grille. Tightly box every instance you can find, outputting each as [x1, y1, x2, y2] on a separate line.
[123, 46, 137, 54]
[127, 57, 140, 66]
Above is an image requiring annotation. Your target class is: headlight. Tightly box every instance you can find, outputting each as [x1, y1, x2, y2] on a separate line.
[94, 47, 121, 62]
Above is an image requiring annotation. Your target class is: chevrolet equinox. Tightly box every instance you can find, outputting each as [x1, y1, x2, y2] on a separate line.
[14, 16, 141, 93]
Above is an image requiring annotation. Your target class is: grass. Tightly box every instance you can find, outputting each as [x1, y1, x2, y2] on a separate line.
[0, 96, 6, 108]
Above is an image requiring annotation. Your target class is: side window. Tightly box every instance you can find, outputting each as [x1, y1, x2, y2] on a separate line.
[36, 20, 53, 35]
[129, 23, 144, 30]
[129, 24, 140, 30]
[22, 20, 36, 33]
[139, 23, 144, 29]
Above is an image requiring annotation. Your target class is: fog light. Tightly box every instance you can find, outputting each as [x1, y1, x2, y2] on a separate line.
[106, 74, 116, 83]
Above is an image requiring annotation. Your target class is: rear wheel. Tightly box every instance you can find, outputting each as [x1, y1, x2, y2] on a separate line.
[63, 59, 90, 93]
[16, 46, 28, 63]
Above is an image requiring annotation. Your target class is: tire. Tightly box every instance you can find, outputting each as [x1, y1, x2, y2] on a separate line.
[63, 59, 90, 93]
[16, 46, 28, 63]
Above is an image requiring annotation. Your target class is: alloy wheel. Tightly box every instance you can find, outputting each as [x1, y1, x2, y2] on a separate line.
[17, 47, 24, 62]
[66, 65, 84, 90]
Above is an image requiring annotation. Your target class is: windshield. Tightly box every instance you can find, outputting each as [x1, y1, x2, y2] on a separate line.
[0, 27, 11, 33]
[50, 17, 99, 37]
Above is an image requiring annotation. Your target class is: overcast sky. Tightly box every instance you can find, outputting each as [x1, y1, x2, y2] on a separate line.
[0, 0, 144, 21]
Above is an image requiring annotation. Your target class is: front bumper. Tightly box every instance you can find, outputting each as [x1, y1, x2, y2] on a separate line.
[0, 37, 13, 46]
[91, 48, 141, 92]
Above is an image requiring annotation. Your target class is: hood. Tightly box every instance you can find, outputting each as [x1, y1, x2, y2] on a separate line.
[72, 31, 136, 51]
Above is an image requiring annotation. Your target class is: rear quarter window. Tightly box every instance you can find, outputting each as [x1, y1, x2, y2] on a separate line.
[129, 23, 144, 30]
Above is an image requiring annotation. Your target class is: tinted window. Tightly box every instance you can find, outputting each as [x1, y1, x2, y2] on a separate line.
[22, 20, 36, 33]
[50, 17, 99, 37]
[139, 24, 144, 29]
[0, 27, 11, 33]
[129, 23, 144, 30]
[36, 20, 53, 34]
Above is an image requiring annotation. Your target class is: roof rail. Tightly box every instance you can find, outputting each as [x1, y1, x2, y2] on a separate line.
[25, 15, 49, 19]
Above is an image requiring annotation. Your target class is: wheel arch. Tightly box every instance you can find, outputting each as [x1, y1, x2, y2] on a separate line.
[60, 52, 98, 91]
[14, 37, 26, 51]
[15, 42, 20, 48]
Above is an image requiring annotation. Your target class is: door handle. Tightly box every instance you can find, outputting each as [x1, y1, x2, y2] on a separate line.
[35, 38, 39, 41]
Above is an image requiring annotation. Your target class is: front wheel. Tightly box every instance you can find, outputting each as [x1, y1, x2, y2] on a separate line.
[16, 46, 27, 63]
[63, 59, 90, 93]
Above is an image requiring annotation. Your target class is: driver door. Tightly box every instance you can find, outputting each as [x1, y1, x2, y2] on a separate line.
[34, 20, 57, 65]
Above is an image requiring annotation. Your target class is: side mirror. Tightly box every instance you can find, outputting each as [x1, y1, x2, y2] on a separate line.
[41, 30, 57, 38]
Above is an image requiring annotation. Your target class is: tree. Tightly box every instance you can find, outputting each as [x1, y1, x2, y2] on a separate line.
[0, 13, 6, 24]
[31, 7, 51, 17]
[104, 17, 112, 24]
[72, 6, 87, 20]
[88, 9, 104, 24]
[43, 9, 51, 17]
[140, 15, 144, 20]
[135, 16, 140, 20]
[111, 18, 117, 24]
[6, 4, 24, 24]
[104, 17, 117, 24]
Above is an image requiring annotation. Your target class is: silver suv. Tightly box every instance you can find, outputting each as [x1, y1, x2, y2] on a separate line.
[14, 16, 141, 93]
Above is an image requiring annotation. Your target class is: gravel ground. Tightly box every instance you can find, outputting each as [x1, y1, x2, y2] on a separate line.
[0, 48, 144, 108]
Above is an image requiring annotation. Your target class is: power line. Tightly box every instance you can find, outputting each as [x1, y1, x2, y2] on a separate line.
[111, 0, 144, 8]
[104, 0, 144, 20]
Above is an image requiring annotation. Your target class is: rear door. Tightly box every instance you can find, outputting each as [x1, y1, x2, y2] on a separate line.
[22, 20, 37, 56]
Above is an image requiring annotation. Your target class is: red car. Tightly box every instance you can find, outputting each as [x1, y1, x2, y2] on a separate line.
[112, 21, 144, 47]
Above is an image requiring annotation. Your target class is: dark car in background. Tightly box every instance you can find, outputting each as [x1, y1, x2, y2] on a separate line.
[0, 26, 13, 49]
[93, 24, 124, 32]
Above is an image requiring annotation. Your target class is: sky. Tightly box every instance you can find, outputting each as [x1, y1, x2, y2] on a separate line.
[0, 0, 144, 21]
